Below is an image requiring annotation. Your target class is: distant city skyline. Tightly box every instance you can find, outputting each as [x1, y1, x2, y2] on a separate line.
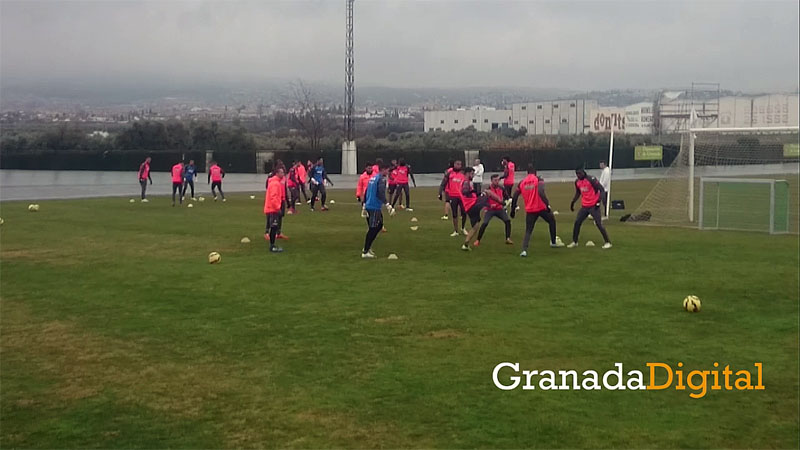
[1, 1, 798, 93]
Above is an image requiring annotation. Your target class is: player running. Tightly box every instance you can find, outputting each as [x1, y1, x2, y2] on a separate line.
[390, 158, 416, 211]
[208, 160, 226, 202]
[499, 156, 516, 198]
[460, 168, 504, 251]
[309, 157, 334, 211]
[361, 163, 396, 258]
[170, 160, 184, 206]
[568, 168, 612, 249]
[510, 165, 563, 257]
[295, 158, 309, 203]
[356, 164, 373, 205]
[264, 167, 287, 253]
[474, 174, 513, 247]
[182, 159, 198, 201]
[137, 156, 153, 202]
[439, 160, 467, 236]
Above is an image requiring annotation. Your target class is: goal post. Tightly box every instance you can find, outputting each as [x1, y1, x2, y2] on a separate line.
[698, 178, 791, 234]
[630, 126, 799, 232]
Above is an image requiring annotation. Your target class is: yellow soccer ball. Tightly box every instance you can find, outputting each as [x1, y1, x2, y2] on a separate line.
[683, 295, 701, 312]
[28, 204, 39, 212]
[208, 252, 221, 264]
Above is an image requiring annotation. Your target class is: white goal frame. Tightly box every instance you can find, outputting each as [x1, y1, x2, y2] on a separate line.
[687, 125, 800, 222]
[698, 177, 790, 234]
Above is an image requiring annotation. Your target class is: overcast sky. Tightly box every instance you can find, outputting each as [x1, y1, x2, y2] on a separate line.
[1, 0, 798, 91]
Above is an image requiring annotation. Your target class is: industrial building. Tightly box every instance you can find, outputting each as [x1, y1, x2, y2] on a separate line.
[424, 93, 798, 136]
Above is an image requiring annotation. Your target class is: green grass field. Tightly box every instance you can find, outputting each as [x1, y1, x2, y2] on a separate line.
[1, 180, 798, 448]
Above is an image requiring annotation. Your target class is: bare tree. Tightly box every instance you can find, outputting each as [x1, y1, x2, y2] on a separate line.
[290, 79, 329, 151]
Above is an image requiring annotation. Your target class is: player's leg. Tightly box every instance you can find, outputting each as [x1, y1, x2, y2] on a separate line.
[497, 209, 513, 242]
[189, 180, 195, 199]
[460, 201, 468, 233]
[363, 211, 382, 255]
[570, 207, 591, 246]
[442, 193, 451, 220]
[402, 184, 411, 209]
[211, 182, 218, 198]
[319, 185, 328, 210]
[309, 184, 319, 209]
[476, 210, 495, 243]
[390, 186, 401, 208]
[218, 182, 225, 200]
[300, 182, 308, 202]
[541, 210, 560, 246]
[590, 206, 611, 244]
[140, 180, 147, 199]
[520, 212, 538, 255]
[171, 182, 178, 205]
[266, 214, 280, 251]
[449, 198, 460, 234]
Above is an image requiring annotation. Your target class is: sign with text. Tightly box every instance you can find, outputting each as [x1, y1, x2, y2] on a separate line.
[590, 109, 626, 133]
[635, 145, 663, 161]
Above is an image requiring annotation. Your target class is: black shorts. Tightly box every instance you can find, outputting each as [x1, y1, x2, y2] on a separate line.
[211, 181, 222, 189]
[366, 209, 383, 228]
[449, 197, 463, 213]
[443, 192, 450, 202]
[388, 184, 397, 194]
[266, 213, 281, 228]
[467, 205, 482, 227]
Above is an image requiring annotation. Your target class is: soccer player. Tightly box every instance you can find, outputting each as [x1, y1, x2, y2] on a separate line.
[356, 164, 373, 204]
[439, 160, 467, 236]
[286, 161, 301, 214]
[472, 158, 484, 192]
[459, 167, 504, 251]
[208, 160, 226, 201]
[499, 156, 516, 198]
[182, 159, 198, 201]
[296, 158, 309, 203]
[474, 174, 513, 247]
[170, 160, 184, 206]
[361, 163, 396, 258]
[264, 167, 287, 253]
[569, 168, 612, 249]
[440, 160, 455, 220]
[390, 158, 416, 211]
[387, 159, 398, 204]
[138, 156, 153, 201]
[599, 160, 611, 217]
[309, 157, 333, 211]
[511, 165, 563, 257]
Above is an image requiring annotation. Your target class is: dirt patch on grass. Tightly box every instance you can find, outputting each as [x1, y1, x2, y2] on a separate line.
[425, 329, 464, 339]
[374, 315, 406, 324]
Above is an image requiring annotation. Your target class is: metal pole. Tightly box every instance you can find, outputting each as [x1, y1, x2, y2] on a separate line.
[688, 130, 695, 222]
[605, 130, 614, 217]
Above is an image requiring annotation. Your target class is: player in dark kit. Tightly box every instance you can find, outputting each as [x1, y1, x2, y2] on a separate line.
[511, 165, 563, 257]
[361, 163, 396, 258]
[439, 160, 467, 236]
[460, 168, 504, 251]
[181, 159, 198, 201]
[474, 174, 513, 247]
[308, 158, 334, 211]
[569, 168, 612, 249]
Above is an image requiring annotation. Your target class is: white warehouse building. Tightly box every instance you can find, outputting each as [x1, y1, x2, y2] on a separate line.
[510, 99, 597, 135]
[424, 109, 512, 132]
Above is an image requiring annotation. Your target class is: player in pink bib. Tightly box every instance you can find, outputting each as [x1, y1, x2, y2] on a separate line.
[170, 161, 184, 206]
[569, 168, 611, 248]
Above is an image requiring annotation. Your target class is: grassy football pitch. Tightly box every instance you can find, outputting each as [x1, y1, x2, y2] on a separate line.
[1, 180, 798, 448]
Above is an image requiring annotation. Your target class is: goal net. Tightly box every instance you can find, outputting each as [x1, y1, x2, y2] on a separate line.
[699, 178, 790, 234]
[629, 126, 799, 232]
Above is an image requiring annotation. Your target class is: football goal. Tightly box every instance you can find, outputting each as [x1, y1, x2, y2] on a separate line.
[699, 178, 790, 234]
[630, 126, 799, 233]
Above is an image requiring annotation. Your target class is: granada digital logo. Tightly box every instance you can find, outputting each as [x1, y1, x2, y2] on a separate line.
[492, 362, 764, 399]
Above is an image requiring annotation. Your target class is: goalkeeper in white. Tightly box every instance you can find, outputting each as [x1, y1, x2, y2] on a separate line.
[361, 163, 396, 258]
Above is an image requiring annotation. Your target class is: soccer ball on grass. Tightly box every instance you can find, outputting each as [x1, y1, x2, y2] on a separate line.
[208, 252, 221, 264]
[683, 295, 701, 312]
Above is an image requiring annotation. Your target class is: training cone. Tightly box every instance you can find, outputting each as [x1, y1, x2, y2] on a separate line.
[585, 240, 595, 247]
[410, 226, 419, 231]
[250, 195, 256, 200]
[187, 204, 194, 208]
[241, 237, 251, 244]
[329, 200, 335, 204]
[553, 210, 559, 215]
[129, 199, 135, 203]
[387, 253, 399, 260]
[410, 217, 418, 222]
[198, 197, 205, 202]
